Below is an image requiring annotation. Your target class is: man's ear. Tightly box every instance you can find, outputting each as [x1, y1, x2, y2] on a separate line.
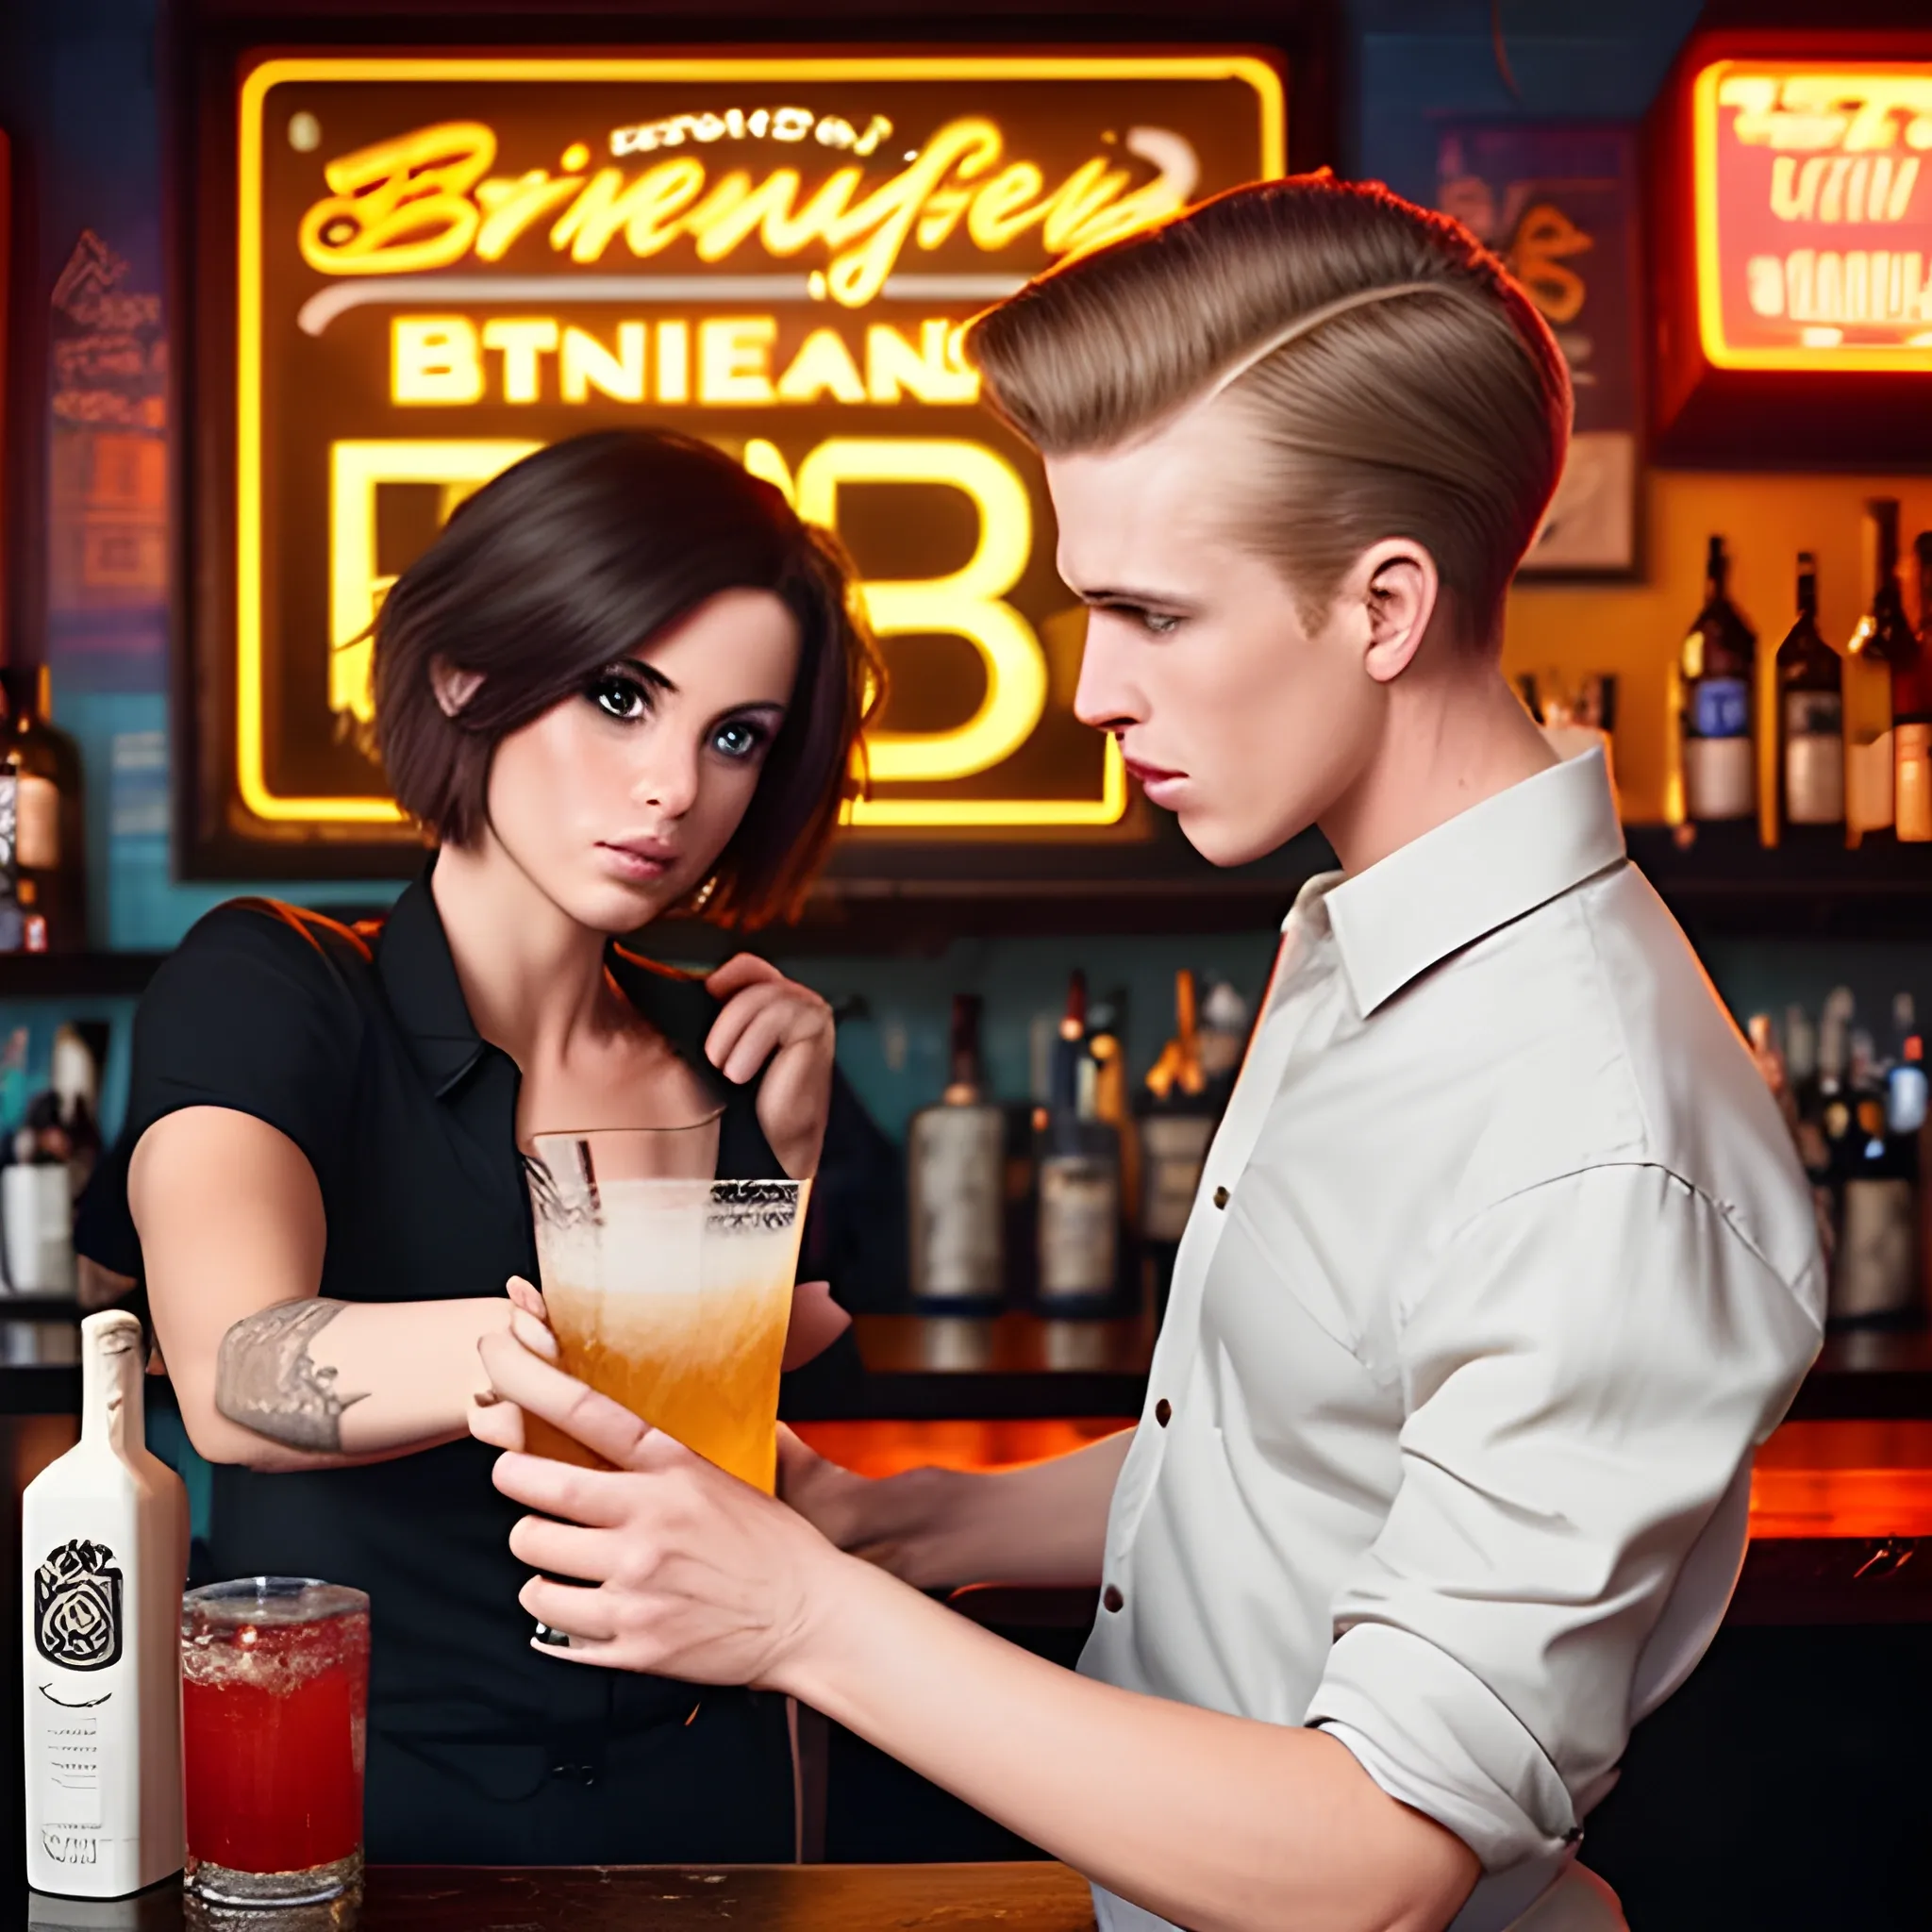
[431, 658, 486, 719]
[1357, 541, 1441, 687]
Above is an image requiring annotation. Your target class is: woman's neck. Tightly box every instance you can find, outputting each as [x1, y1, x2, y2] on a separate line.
[429, 838, 622, 1070]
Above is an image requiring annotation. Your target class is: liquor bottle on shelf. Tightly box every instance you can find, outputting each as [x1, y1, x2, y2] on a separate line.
[0, 668, 87, 953]
[1886, 995, 1928, 1141]
[1140, 970, 1219, 1322]
[907, 994, 1005, 1306]
[1899, 532, 1932, 843]
[1086, 986, 1140, 1249]
[1775, 553, 1845, 836]
[1844, 499, 1914, 846]
[1197, 978, 1252, 1091]
[1815, 988, 1856, 1220]
[1678, 536, 1757, 825]
[1831, 1019, 1920, 1325]
[23, 1310, 187, 1897]
[1035, 972, 1123, 1308]
[1785, 1001, 1820, 1123]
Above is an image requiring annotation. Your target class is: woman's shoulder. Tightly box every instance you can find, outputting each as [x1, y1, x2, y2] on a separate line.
[158, 897, 376, 997]
[139, 898, 378, 1058]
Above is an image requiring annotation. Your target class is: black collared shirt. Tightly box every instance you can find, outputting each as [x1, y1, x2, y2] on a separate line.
[79, 870, 842, 1856]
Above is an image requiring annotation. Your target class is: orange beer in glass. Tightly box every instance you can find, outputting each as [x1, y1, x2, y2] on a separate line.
[524, 1123, 807, 1493]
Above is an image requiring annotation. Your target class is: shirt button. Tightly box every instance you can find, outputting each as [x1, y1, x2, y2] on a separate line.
[1102, 1584, 1124, 1613]
[1212, 1185, 1229, 1209]
[1155, 1399, 1172, 1427]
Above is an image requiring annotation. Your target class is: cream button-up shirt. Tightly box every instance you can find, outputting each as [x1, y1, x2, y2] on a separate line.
[1084, 752, 1824, 1932]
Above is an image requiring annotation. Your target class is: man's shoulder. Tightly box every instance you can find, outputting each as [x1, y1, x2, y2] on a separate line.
[1432, 864, 1819, 1296]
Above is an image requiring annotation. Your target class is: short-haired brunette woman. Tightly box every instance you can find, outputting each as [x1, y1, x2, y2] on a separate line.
[76, 430, 877, 1863]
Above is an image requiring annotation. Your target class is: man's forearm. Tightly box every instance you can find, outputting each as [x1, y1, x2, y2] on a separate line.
[832, 1428, 1133, 1591]
[779, 1550, 1476, 1932]
[210, 1296, 510, 1471]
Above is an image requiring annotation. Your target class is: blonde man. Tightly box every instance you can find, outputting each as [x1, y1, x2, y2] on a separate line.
[472, 177, 1824, 1932]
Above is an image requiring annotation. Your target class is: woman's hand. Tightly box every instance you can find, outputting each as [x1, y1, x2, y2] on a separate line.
[704, 955, 834, 1181]
[472, 1324, 842, 1690]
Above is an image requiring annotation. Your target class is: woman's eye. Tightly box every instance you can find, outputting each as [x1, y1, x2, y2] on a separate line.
[711, 720, 765, 760]
[1140, 611, 1181, 638]
[591, 675, 650, 721]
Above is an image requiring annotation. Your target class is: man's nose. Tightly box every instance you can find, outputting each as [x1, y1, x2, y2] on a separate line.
[1073, 621, 1146, 736]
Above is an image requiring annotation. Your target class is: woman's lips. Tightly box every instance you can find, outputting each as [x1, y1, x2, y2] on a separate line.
[598, 840, 678, 883]
[1123, 756, 1189, 808]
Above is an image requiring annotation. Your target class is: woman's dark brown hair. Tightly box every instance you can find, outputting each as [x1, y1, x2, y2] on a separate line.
[372, 429, 878, 929]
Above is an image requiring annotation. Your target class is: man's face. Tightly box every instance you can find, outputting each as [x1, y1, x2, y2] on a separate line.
[1045, 405, 1384, 868]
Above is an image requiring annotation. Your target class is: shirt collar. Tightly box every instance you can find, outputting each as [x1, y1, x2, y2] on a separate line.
[375, 864, 728, 1102]
[1316, 749, 1625, 1017]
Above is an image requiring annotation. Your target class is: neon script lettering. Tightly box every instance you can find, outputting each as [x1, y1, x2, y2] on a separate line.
[297, 117, 1197, 306]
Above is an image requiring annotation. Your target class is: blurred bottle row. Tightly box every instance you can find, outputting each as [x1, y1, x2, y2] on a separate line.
[906, 968, 1251, 1318]
[1750, 989, 1931, 1330]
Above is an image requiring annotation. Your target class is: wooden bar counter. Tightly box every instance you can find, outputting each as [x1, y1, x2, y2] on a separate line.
[23, 1863, 1096, 1931]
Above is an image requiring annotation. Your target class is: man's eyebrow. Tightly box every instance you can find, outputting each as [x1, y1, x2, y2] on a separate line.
[1071, 584, 1195, 608]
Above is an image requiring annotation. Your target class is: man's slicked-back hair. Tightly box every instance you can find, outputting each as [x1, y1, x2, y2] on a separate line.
[965, 175, 1573, 645]
[373, 429, 879, 929]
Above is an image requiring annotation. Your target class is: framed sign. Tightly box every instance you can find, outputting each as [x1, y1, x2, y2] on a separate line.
[1436, 122, 1641, 575]
[185, 50, 1284, 873]
[1649, 31, 1932, 462]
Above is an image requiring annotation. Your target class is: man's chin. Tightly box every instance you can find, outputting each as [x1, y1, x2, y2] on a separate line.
[1177, 808, 1312, 870]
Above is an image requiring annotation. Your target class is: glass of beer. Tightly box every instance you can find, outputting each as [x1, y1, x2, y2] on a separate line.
[524, 1123, 808, 1493]
[180, 1577, 370, 1909]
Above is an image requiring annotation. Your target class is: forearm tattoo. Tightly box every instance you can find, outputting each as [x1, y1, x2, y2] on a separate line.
[215, 1298, 370, 1452]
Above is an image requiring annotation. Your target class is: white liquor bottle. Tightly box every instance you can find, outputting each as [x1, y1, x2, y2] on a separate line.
[908, 993, 1006, 1303]
[23, 1311, 187, 1897]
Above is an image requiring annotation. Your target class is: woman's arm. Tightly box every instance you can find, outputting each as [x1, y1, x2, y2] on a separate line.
[779, 1425, 1131, 1590]
[132, 1106, 510, 1473]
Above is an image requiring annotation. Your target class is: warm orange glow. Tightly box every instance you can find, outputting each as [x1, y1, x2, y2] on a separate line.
[1693, 60, 1932, 372]
[797, 1416, 1932, 1541]
[1747, 1419, 1932, 1539]
[791, 1418, 1129, 1478]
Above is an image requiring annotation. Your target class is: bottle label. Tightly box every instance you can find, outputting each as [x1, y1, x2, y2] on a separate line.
[1783, 697, 1845, 826]
[17, 773, 58, 871]
[909, 1108, 1004, 1299]
[1834, 1177, 1917, 1319]
[34, 1539, 124, 1671]
[1896, 727, 1932, 842]
[1847, 729, 1896, 833]
[1683, 736, 1756, 820]
[1141, 1114, 1215, 1243]
[1690, 676, 1751, 739]
[34, 1686, 107, 1828]
[0, 770, 17, 889]
[1038, 1156, 1118, 1297]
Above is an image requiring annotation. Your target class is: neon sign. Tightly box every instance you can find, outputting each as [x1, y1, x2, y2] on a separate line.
[225, 55, 1284, 846]
[1693, 61, 1932, 371]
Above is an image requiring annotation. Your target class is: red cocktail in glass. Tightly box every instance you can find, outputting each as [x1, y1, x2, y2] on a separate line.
[181, 1578, 369, 1907]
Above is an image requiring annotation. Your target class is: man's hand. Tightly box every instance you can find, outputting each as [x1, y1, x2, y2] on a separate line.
[704, 955, 834, 1180]
[473, 1323, 841, 1690]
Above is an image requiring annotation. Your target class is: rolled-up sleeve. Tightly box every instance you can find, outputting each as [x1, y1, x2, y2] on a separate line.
[1305, 1162, 1822, 1871]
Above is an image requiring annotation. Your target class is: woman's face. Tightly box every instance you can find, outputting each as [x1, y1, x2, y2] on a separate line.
[1045, 403, 1389, 869]
[481, 588, 801, 932]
